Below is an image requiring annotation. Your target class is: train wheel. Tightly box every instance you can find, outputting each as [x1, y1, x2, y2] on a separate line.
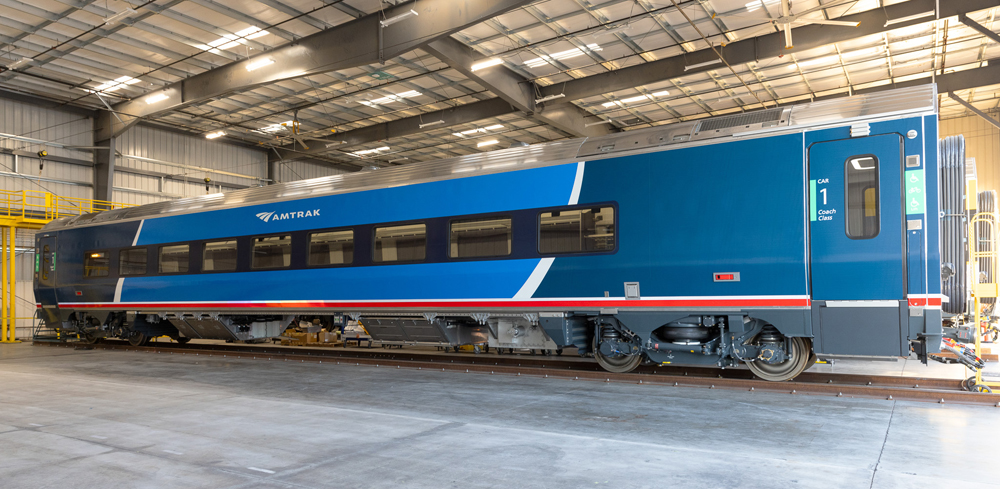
[80, 332, 101, 344]
[593, 337, 642, 373]
[127, 332, 148, 347]
[801, 350, 819, 372]
[746, 337, 811, 382]
[175, 337, 191, 345]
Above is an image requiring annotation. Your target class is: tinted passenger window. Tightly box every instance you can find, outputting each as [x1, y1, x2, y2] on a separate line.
[450, 217, 511, 258]
[159, 245, 189, 273]
[309, 230, 353, 266]
[204, 240, 238, 271]
[253, 235, 291, 269]
[374, 224, 426, 262]
[846, 156, 879, 239]
[119, 248, 147, 276]
[539, 207, 615, 254]
[84, 251, 109, 277]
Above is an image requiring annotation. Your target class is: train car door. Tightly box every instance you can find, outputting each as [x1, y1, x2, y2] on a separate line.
[808, 133, 906, 356]
[35, 235, 58, 305]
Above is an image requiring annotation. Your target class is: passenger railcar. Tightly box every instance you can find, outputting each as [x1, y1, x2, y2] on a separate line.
[34, 85, 946, 381]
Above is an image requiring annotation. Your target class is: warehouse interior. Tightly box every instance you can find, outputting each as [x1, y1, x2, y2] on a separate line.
[1, 0, 1000, 487]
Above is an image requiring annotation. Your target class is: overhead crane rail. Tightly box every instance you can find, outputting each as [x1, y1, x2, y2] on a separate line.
[0, 190, 132, 344]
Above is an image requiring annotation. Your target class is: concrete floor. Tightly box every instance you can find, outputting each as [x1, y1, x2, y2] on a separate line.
[1, 343, 998, 489]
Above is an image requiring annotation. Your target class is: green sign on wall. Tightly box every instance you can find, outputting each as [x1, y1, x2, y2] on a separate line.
[905, 169, 925, 215]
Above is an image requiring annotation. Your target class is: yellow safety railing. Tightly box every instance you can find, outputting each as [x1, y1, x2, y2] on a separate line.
[969, 211, 1000, 392]
[0, 190, 132, 343]
[0, 189, 132, 224]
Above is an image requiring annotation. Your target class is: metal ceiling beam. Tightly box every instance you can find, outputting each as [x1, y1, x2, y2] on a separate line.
[422, 37, 614, 138]
[947, 91, 1000, 130]
[276, 61, 1000, 170]
[271, 0, 994, 164]
[97, 0, 536, 141]
[537, 0, 998, 102]
[269, 97, 515, 161]
[959, 12, 1000, 45]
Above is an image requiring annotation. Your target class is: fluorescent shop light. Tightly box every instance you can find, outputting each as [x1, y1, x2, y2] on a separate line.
[477, 140, 499, 148]
[525, 44, 602, 68]
[471, 58, 503, 71]
[5, 57, 32, 70]
[246, 58, 274, 71]
[145, 93, 169, 104]
[418, 120, 445, 129]
[205, 131, 225, 139]
[884, 11, 935, 27]
[380, 9, 418, 27]
[534, 93, 565, 104]
[684, 59, 723, 71]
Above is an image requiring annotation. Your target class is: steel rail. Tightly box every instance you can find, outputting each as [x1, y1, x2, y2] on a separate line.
[33, 340, 1000, 406]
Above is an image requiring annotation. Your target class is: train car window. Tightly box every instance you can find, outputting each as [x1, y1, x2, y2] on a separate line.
[845, 156, 880, 239]
[373, 224, 426, 262]
[203, 240, 238, 271]
[450, 217, 511, 258]
[539, 207, 616, 254]
[119, 248, 147, 276]
[159, 245, 189, 273]
[84, 251, 110, 277]
[308, 230, 354, 266]
[252, 235, 291, 269]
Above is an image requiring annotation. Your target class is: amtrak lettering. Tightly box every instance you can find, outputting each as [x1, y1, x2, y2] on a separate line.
[255, 209, 321, 223]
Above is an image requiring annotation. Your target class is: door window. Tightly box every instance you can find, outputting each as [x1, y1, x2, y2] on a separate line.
[845, 156, 879, 239]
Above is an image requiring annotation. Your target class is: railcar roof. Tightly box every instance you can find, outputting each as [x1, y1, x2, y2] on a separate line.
[44, 85, 936, 232]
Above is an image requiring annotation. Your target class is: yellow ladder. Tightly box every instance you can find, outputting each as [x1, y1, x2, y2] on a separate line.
[969, 211, 1000, 391]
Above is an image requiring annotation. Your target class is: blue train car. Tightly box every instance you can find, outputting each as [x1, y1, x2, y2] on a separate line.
[34, 85, 944, 381]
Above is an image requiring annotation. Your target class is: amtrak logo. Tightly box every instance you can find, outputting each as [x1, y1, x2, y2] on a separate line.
[256, 209, 320, 222]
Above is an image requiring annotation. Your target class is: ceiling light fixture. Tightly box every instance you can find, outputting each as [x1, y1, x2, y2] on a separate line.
[198, 27, 269, 54]
[884, 11, 935, 27]
[484, 124, 504, 130]
[104, 8, 136, 25]
[534, 93, 565, 104]
[584, 119, 614, 127]
[380, 9, 418, 27]
[477, 140, 499, 148]
[259, 120, 294, 133]
[324, 141, 346, 148]
[145, 93, 169, 104]
[524, 44, 602, 68]
[205, 131, 225, 139]
[90, 76, 141, 93]
[359, 90, 421, 106]
[419, 120, 445, 128]
[246, 58, 274, 71]
[5, 57, 32, 70]
[388, 157, 409, 163]
[471, 58, 504, 71]
[353, 146, 390, 156]
[683, 59, 723, 71]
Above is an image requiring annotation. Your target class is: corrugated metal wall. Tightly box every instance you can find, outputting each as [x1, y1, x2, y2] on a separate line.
[0, 97, 93, 200]
[0, 98, 94, 338]
[273, 160, 349, 182]
[114, 124, 267, 205]
[940, 111, 1000, 194]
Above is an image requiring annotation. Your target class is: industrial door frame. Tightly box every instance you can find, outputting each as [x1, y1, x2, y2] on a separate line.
[806, 133, 909, 356]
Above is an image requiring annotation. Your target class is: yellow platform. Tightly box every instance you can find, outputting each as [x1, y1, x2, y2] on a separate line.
[0, 190, 131, 343]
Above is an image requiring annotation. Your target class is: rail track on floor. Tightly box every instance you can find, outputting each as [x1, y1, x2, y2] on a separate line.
[33, 340, 1000, 406]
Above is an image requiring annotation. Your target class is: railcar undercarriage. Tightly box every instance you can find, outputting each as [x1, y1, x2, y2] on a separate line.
[60, 308, 814, 381]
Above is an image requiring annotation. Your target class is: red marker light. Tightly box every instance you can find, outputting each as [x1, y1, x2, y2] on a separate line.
[715, 274, 734, 281]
